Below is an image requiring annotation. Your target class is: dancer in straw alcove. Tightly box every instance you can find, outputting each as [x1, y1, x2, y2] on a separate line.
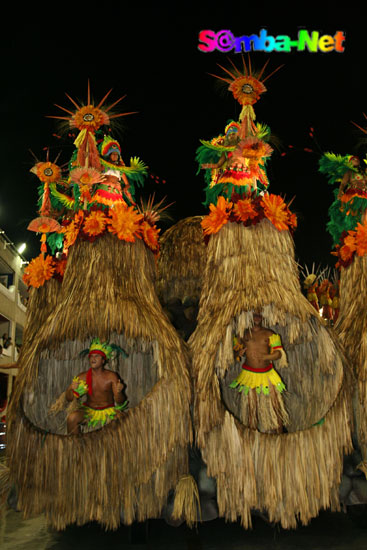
[190, 57, 353, 528]
[5, 83, 195, 530]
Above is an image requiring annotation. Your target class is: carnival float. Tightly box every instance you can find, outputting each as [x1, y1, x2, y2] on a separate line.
[189, 58, 353, 528]
[319, 143, 367, 478]
[2, 62, 367, 532]
[3, 84, 196, 529]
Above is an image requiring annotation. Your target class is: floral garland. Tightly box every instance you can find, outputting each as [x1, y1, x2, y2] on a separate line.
[331, 221, 367, 269]
[201, 194, 297, 237]
[59, 205, 160, 253]
[23, 206, 160, 289]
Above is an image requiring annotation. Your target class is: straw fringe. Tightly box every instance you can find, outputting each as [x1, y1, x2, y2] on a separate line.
[7, 233, 193, 529]
[190, 220, 353, 527]
[0, 461, 10, 500]
[335, 255, 367, 458]
[156, 216, 206, 303]
[172, 474, 201, 528]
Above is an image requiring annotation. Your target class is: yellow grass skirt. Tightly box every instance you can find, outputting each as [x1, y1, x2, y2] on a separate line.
[82, 402, 127, 428]
[230, 364, 286, 395]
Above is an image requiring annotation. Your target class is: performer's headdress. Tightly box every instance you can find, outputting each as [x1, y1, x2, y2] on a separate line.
[99, 135, 122, 158]
[80, 337, 128, 362]
[88, 338, 113, 360]
[224, 121, 240, 135]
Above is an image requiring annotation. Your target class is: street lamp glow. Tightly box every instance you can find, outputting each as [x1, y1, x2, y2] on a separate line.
[17, 243, 26, 254]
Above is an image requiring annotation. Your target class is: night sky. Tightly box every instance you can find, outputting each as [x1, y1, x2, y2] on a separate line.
[0, 7, 365, 269]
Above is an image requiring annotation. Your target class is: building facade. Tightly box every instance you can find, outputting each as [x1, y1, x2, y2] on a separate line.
[0, 230, 27, 365]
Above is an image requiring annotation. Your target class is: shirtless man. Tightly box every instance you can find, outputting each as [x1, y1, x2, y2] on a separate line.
[66, 341, 126, 435]
[230, 311, 286, 396]
[230, 311, 288, 432]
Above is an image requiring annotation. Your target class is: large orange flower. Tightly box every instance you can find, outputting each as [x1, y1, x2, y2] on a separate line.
[233, 198, 257, 223]
[228, 76, 266, 106]
[261, 194, 289, 231]
[344, 233, 357, 251]
[83, 210, 108, 237]
[201, 196, 232, 235]
[339, 243, 355, 262]
[54, 257, 67, 277]
[71, 105, 109, 131]
[355, 222, 367, 256]
[141, 221, 160, 252]
[23, 254, 55, 288]
[63, 211, 84, 248]
[108, 204, 143, 242]
[287, 211, 298, 231]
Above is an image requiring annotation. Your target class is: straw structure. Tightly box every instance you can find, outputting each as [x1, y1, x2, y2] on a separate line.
[12, 278, 61, 401]
[0, 460, 10, 501]
[190, 220, 353, 527]
[7, 233, 192, 529]
[172, 474, 201, 528]
[156, 216, 206, 304]
[335, 256, 367, 459]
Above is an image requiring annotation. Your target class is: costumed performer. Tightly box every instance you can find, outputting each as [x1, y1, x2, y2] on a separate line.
[66, 338, 127, 434]
[229, 311, 288, 432]
[201, 121, 271, 199]
[337, 155, 367, 221]
[94, 135, 135, 206]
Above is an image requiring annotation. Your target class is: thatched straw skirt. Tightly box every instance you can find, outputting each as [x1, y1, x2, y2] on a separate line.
[190, 220, 353, 528]
[7, 234, 193, 529]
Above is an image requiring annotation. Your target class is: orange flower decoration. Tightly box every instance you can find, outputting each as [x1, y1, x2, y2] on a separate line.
[63, 211, 84, 248]
[355, 222, 367, 256]
[261, 194, 289, 231]
[287, 211, 298, 231]
[33, 162, 61, 183]
[23, 254, 55, 288]
[344, 233, 357, 251]
[233, 198, 257, 223]
[201, 196, 232, 235]
[54, 257, 67, 277]
[339, 244, 355, 262]
[228, 76, 266, 106]
[141, 221, 160, 252]
[108, 204, 143, 242]
[71, 105, 109, 131]
[83, 210, 108, 237]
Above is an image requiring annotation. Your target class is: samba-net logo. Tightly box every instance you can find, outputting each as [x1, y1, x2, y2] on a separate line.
[198, 29, 345, 53]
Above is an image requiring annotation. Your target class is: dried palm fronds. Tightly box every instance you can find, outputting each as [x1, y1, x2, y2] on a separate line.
[156, 216, 206, 304]
[335, 255, 367, 458]
[172, 474, 201, 528]
[7, 233, 192, 529]
[0, 460, 10, 500]
[190, 219, 353, 528]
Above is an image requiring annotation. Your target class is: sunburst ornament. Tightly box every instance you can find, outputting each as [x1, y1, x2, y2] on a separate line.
[47, 80, 137, 133]
[29, 149, 65, 217]
[47, 81, 138, 170]
[209, 56, 283, 124]
[31, 161, 62, 184]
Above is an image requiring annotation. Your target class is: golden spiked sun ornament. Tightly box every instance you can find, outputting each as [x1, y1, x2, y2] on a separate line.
[47, 80, 137, 169]
[47, 80, 137, 132]
[209, 56, 283, 134]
